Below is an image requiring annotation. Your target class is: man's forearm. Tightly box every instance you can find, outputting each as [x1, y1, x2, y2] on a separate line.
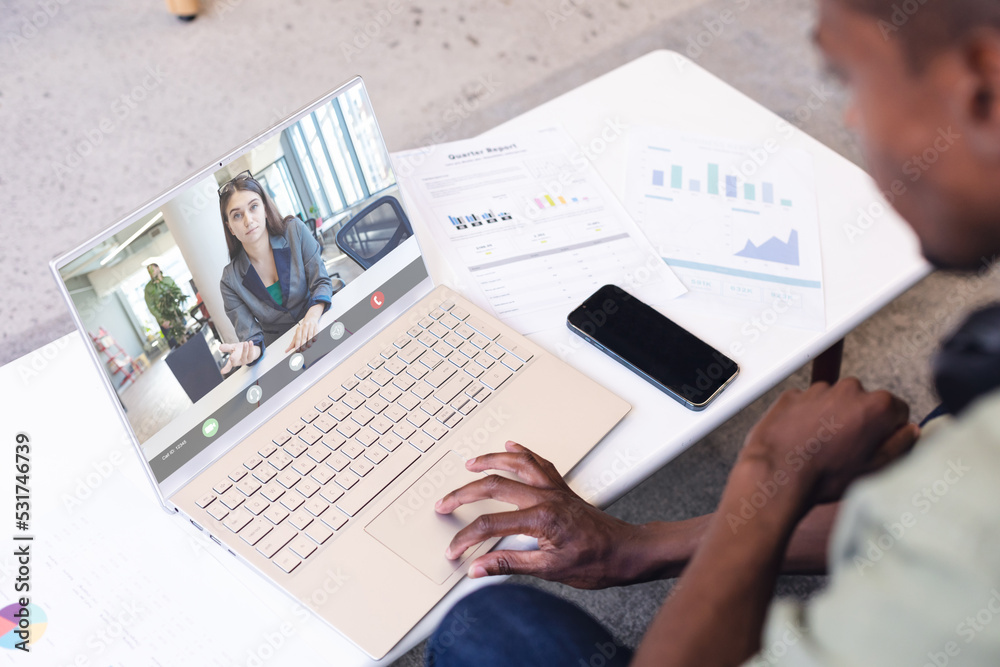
[781, 502, 838, 573]
[631, 459, 812, 667]
[622, 502, 837, 583]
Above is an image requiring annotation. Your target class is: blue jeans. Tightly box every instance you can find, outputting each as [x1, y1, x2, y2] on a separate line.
[425, 584, 633, 667]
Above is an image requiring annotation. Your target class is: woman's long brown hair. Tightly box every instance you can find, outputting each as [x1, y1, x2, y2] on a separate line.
[219, 174, 291, 261]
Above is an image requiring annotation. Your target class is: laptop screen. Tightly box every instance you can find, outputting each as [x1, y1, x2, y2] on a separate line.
[52, 78, 429, 487]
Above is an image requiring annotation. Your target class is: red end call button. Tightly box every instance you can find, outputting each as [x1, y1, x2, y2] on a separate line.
[371, 291, 385, 309]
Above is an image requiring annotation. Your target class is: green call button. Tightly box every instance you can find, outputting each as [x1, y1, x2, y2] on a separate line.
[202, 418, 219, 438]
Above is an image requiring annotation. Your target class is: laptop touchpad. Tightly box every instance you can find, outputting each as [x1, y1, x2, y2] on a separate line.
[365, 450, 515, 585]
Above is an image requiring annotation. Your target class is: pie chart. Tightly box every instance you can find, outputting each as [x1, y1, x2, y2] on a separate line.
[0, 603, 46, 649]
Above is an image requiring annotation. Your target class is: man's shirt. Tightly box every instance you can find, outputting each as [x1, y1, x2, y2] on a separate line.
[746, 388, 1000, 666]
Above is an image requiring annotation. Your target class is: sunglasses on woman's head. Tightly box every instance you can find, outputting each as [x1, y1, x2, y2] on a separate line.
[218, 169, 256, 197]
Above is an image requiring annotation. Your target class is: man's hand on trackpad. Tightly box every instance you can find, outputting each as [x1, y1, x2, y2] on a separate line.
[434, 440, 643, 590]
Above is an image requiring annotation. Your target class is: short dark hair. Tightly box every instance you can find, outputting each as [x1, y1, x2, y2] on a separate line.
[842, 0, 1000, 69]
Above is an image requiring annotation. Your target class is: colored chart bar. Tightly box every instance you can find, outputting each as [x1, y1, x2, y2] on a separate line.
[725, 175, 737, 198]
[535, 194, 589, 209]
[708, 164, 720, 195]
[690, 179, 701, 192]
[671, 165, 683, 189]
[448, 209, 513, 230]
[744, 184, 755, 201]
[762, 182, 774, 204]
[780, 199, 793, 207]
[652, 170, 664, 187]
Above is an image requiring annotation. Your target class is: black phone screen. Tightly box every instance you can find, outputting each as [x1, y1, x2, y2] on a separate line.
[567, 284, 738, 408]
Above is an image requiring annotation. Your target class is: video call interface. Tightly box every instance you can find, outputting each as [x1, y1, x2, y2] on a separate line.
[57, 81, 423, 481]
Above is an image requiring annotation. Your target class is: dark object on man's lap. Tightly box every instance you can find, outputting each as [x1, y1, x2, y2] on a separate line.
[934, 304, 1000, 415]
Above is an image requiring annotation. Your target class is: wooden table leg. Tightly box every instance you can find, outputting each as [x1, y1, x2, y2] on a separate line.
[811, 339, 845, 385]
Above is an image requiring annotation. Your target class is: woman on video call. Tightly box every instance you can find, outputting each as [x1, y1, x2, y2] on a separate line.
[217, 170, 333, 373]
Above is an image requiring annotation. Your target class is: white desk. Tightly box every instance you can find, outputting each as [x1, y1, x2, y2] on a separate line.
[0, 51, 927, 665]
[412, 50, 928, 510]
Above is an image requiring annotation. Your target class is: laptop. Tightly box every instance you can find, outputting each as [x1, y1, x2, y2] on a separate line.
[50, 77, 630, 659]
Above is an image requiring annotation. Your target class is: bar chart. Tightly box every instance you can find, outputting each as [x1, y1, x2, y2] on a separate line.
[447, 209, 513, 231]
[532, 193, 591, 210]
[649, 162, 794, 207]
[626, 126, 826, 330]
[396, 126, 686, 334]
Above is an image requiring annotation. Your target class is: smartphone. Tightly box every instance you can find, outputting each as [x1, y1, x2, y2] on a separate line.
[567, 285, 739, 410]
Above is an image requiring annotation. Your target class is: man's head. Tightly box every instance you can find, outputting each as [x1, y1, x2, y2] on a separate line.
[817, 0, 1000, 269]
[147, 263, 161, 280]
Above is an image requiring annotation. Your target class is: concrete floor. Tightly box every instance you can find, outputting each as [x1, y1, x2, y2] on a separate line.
[3, 0, 998, 664]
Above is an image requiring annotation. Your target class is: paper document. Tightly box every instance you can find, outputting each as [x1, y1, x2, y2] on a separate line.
[625, 127, 826, 330]
[392, 126, 685, 333]
[0, 471, 334, 666]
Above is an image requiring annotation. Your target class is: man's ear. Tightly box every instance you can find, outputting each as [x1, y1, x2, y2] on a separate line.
[956, 28, 1000, 159]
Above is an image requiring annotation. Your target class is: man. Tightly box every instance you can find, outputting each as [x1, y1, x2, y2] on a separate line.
[427, 0, 1000, 664]
[144, 263, 188, 348]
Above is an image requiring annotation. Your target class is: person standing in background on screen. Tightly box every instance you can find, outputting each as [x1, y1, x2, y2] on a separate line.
[144, 263, 189, 349]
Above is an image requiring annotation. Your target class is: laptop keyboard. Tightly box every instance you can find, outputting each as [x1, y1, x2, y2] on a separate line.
[194, 299, 533, 574]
